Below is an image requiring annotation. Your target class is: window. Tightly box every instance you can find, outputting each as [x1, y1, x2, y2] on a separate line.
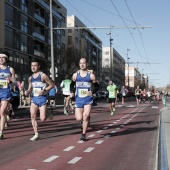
[21, 14, 28, 33]
[75, 37, 78, 43]
[5, 4, 14, 26]
[21, 0, 28, 13]
[61, 30, 65, 36]
[68, 29, 72, 33]
[21, 34, 28, 52]
[61, 43, 65, 49]
[68, 36, 72, 45]
[5, 27, 13, 48]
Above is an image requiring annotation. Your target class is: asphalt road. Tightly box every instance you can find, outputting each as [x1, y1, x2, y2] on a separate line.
[0, 99, 161, 170]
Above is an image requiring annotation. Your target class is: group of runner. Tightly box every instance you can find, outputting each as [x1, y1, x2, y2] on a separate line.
[0, 51, 162, 141]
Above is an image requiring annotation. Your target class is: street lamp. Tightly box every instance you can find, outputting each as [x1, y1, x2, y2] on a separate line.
[127, 49, 130, 89]
[106, 26, 113, 80]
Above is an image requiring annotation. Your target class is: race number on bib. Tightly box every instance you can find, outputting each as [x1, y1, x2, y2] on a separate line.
[78, 89, 88, 98]
[110, 92, 115, 98]
[0, 80, 8, 88]
[33, 87, 41, 96]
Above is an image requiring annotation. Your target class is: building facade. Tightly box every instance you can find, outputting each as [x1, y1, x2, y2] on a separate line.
[0, 0, 67, 85]
[102, 46, 125, 90]
[66, 15, 102, 79]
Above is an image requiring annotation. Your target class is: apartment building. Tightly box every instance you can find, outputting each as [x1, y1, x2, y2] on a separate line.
[102, 46, 125, 89]
[66, 15, 102, 79]
[0, 0, 67, 83]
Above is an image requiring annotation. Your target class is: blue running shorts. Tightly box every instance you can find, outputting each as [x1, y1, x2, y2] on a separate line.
[31, 96, 48, 107]
[75, 96, 93, 108]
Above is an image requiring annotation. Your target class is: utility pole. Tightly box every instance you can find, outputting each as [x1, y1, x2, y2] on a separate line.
[50, 0, 55, 82]
[127, 49, 130, 90]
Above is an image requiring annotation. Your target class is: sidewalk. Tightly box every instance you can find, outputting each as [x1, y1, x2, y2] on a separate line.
[160, 97, 170, 170]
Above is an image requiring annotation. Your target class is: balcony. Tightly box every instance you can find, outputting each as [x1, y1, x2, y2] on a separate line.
[33, 32, 45, 41]
[34, 13, 45, 24]
[34, 49, 45, 58]
[36, 0, 62, 20]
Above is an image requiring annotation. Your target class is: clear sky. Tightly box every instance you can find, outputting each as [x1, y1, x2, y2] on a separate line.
[59, 0, 170, 88]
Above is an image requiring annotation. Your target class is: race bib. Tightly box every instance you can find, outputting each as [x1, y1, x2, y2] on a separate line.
[0, 80, 8, 88]
[110, 92, 115, 98]
[78, 89, 88, 98]
[33, 87, 41, 96]
[122, 92, 126, 96]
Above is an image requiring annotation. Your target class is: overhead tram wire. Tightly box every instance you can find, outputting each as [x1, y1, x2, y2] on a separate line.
[81, 0, 142, 26]
[110, 0, 146, 64]
[124, 0, 150, 66]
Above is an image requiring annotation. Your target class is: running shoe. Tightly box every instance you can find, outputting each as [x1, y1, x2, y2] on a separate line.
[111, 111, 114, 115]
[80, 134, 86, 141]
[0, 134, 4, 140]
[47, 110, 53, 120]
[112, 107, 116, 112]
[64, 108, 68, 115]
[30, 134, 39, 141]
[5, 122, 9, 128]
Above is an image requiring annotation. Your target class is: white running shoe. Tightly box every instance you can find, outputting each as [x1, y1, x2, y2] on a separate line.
[111, 112, 114, 115]
[30, 135, 39, 141]
[113, 107, 116, 112]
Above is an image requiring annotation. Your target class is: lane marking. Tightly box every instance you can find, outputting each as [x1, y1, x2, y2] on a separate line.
[104, 135, 111, 138]
[113, 122, 117, 124]
[68, 157, 82, 164]
[117, 120, 120, 122]
[96, 130, 103, 133]
[108, 124, 113, 126]
[95, 140, 104, 144]
[63, 146, 75, 151]
[152, 106, 158, 109]
[115, 128, 120, 130]
[103, 127, 108, 129]
[43, 155, 59, 162]
[84, 147, 94, 152]
[88, 134, 95, 138]
[111, 130, 116, 134]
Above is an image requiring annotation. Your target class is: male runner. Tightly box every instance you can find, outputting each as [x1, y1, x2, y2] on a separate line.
[107, 81, 117, 115]
[60, 75, 72, 115]
[135, 85, 141, 107]
[70, 58, 99, 141]
[25, 59, 54, 141]
[0, 51, 15, 140]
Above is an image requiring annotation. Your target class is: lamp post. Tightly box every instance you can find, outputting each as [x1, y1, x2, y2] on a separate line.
[127, 49, 130, 89]
[106, 26, 113, 80]
[50, 0, 55, 81]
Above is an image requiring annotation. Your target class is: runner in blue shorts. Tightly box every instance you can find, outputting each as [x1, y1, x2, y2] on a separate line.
[70, 58, 99, 141]
[25, 59, 54, 141]
[0, 51, 16, 140]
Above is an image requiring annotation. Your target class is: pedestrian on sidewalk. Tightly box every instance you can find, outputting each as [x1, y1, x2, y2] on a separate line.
[25, 59, 54, 141]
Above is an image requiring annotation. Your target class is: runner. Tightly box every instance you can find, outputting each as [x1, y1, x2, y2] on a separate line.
[106, 81, 117, 115]
[135, 85, 142, 107]
[25, 59, 54, 141]
[0, 51, 15, 140]
[120, 85, 128, 106]
[141, 88, 146, 103]
[70, 58, 99, 141]
[60, 75, 72, 115]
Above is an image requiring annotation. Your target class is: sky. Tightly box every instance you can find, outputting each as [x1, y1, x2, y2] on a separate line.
[59, 0, 170, 88]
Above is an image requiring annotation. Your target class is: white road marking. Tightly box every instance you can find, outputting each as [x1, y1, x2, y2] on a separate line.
[96, 130, 103, 133]
[117, 120, 120, 122]
[68, 157, 82, 164]
[43, 156, 59, 162]
[111, 130, 116, 133]
[108, 124, 113, 126]
[113, 122, 117, 124]
[120, 125, 124, 127]
[152, 106, 158, 109]
[88, 134, 95, 138]
[95, 140, 104, 144]
[84, 147, 94, 152]
[104, 135, 111, 138]
[103, 127, 108, 129]
[115, 128, 120, 130]
[63, 146, 75, 151]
